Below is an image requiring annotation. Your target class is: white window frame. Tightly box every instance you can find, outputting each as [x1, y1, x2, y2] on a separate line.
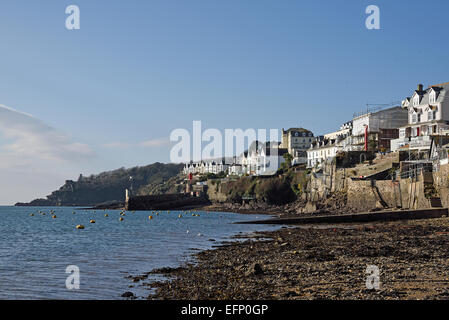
[429, 91, 436, 104]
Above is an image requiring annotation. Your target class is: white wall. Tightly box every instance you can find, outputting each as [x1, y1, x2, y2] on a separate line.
[352, 115, 370, 136]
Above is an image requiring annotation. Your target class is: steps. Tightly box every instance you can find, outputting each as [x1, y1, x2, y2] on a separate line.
[430, 197, 443, 208]
[422, 172, 443, 208]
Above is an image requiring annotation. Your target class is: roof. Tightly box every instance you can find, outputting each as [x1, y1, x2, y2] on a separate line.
[282, 128, 312, 133]
[408, 82, 449, 107]
[308, 138, 338, 150]
[430, 81, 449, 88]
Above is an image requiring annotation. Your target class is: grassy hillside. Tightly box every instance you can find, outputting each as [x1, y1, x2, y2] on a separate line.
[15, 162, 184, 207]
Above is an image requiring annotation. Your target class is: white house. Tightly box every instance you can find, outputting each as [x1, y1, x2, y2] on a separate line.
[307, 138, 343, 168]
[238, 142, 288, 176]
[324, 121, 353, 140]
[228, 163, 244, 176]
[391, 82, 449, 154]
[183, 160, 230, 175]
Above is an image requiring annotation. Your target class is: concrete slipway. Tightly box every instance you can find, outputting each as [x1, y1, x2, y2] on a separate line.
[237, 208, 448, 225]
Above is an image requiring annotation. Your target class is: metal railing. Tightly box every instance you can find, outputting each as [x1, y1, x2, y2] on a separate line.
[400, 163, 433, 179]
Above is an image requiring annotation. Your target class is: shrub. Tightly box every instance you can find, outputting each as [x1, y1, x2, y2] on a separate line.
[254, 178, 296, 205]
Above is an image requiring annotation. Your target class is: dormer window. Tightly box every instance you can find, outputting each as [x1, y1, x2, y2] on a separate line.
[413, 95, 420, 107]
[429, 91, 436, 104]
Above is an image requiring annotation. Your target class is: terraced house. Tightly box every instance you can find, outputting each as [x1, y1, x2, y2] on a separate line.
[391, 82, 449, 155]
[183, 160, 229, 175]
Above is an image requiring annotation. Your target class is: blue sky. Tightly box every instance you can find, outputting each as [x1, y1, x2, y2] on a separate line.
[1, 0, 449, 204]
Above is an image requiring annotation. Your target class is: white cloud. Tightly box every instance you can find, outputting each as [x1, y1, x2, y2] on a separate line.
[0, 104, 95, 167]
[139, 137, 170, 147]
[102, 142, 131, 148]
[103, 137, 171, 149]
[0, 104, 98, 205]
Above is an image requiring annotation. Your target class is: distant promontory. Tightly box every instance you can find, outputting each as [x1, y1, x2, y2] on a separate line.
[15, 162, 184, 207]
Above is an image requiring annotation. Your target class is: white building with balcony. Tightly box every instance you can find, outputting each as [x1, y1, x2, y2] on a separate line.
[391, 82, 449, 154]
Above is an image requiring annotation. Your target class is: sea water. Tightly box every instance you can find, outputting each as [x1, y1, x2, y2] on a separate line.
[0, 206, 279, 299]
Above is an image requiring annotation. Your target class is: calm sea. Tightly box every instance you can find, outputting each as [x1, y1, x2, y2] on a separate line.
[0, 206, 279, 300]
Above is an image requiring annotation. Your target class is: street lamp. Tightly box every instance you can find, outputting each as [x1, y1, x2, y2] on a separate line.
[129, 176, 134, 196]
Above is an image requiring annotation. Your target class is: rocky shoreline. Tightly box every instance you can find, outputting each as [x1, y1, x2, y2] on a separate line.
[127, 216, 449, 300]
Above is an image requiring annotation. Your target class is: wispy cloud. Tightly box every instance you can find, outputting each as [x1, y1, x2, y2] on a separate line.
[138, 138, 170, 147]
[103, 137, 171, 149]
[0, 104, 95, 168]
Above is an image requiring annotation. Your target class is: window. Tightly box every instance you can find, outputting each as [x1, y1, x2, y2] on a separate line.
[417, 114, 421, 122]
[430, 91, 436, 104]
[428, 111, 434, 121]
[412, 114, 417, 123]
[414, 95, 420, 107]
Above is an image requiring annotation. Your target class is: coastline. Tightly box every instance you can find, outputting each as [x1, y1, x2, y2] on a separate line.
[135, 216, 449, 300]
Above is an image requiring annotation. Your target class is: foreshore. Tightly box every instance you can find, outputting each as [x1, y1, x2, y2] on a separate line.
[132, 216, 449, 300]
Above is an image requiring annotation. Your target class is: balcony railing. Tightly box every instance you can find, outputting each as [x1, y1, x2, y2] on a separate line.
[409, 136, 432, 149]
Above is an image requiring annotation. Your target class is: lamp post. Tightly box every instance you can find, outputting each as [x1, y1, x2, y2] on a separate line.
[129, 176, 134, 197]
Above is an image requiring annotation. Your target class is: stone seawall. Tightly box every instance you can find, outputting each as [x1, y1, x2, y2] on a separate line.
[305, 161, 446, 213]
[126, 194, 210, 211]
[346, 178, 432, 212]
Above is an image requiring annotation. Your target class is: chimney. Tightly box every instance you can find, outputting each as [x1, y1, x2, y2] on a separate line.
[418, 84, 423, 91]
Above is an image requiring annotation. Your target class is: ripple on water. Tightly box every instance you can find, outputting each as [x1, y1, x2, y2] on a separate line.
[0, 206, 280, 299]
